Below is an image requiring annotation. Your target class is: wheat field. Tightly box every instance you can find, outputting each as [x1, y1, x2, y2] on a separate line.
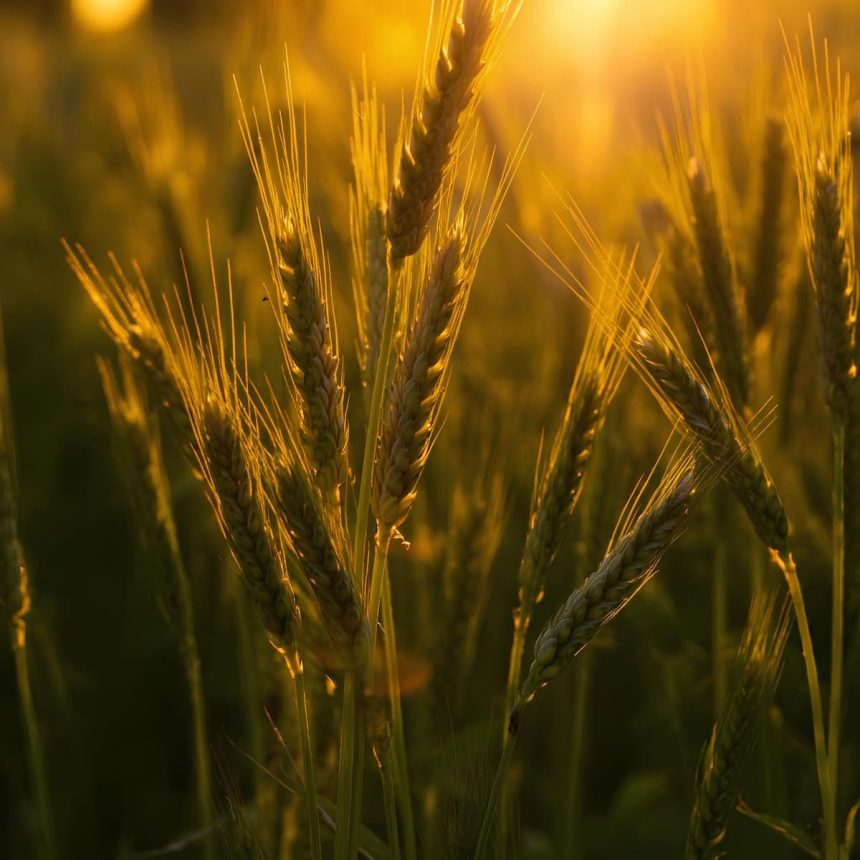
[2, 0, 860, 857]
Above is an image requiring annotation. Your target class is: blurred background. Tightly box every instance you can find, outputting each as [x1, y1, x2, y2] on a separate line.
[2, 0, 859, 857]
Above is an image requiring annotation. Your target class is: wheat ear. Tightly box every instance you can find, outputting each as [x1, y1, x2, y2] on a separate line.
[65, 244, 194, 448]
[275, 465, 370, 666]
[350, 71, 390, 389]
[386, 0, 496, 262]
[237, 66, 349, 512]
[785, 31, 857, 419]
[687, 157, 749, 407]
[476, 454, 701, 858]
[686, 594, 791, 859]
[634, 330, 788, 553]
[373, 230, 466, 529]
[748, 116, 788, 335]
[519, 464, 699, 705]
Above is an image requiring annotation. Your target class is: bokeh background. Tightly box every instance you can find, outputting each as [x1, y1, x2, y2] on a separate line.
[2, 0, 859, 857]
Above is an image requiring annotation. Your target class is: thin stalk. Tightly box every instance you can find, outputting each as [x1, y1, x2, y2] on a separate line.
[11, 621, 55, 860]
[290, 654, 322, 860]
[775, 550, 838, 859]
[713, 524, 728, 717]
[182, 643, 214, 860]
[829, 421, 845, 811]
[381, 571, 417, 860]
[561, 653, 591, 858]
[502, 625, 526, 749]
[235, 588, 265, 807]
[353, 261, 399, 589]
[334, 669, 360, 860]
[379, 756, 402, 860]
[474, 731, 517, 859]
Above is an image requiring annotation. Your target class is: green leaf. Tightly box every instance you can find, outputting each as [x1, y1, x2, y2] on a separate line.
[737, 799, 820, 858]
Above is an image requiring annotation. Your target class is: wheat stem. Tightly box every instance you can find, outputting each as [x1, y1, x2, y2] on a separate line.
[11, 610, 55, 860]
[381, 570, 417, 860]
[560, 652, 591, 859]
[712, 499, 728, 717]
[829, 420, 845, 814]
[474, 730, 517, 859]
[775, 550, 838, 859]
[380, 754, 402, 860]
[287, 651, 322, 860]
[334, 668, 361, 860]
[182, 635, 214, 860]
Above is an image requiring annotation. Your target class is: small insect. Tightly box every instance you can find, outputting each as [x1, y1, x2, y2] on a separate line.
[262, 296, 269, 302]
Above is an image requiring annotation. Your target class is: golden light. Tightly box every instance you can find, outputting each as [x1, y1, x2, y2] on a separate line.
[71, 0, 148, 32]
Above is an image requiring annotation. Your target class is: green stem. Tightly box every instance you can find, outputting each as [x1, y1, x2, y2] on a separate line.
[379, 755, 402, 860]
[11, 621, 55, 860]
[235, 588, 266, 828]
[713, 520, 728, 717]
[290, 654, 322, 860]
[829, 421, 845, 819]
[334, 668, 360, 860]
[561, 653, 591, 858]
[381, 571, 417, 860]
[502, 613, 528, 748]
[353, 260, 399, 594]
[776, 550, 838, 859]
[182, 643, 214, 860]
[474, 728, 518, 859]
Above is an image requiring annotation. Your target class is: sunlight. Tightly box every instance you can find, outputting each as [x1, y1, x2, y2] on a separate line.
[71, 0, 147, 32]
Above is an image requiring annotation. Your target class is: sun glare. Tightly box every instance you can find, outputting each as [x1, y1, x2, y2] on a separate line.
[71, 0, 148, 32]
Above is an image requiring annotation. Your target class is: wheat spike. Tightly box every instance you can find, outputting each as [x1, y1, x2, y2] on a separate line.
[350, 71, 390, 388]
[517, 458, 700, 711]
[686, 594, 791, 859]
[635, 329, 788, 553]
[748, 116, 788, 335]
[373, 229, 466, 529]
[276, 465, 370, 666]
[66, 244, 194, 449]
[237, 64, 350, 511]
[785, 30, 857, 418]
[687, 157, 749, 407]
[386, 0, 516, 262]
